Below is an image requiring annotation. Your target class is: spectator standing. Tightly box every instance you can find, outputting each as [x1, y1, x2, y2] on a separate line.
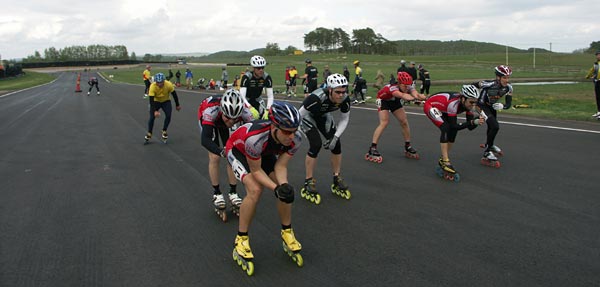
[586, 51, 600, 119]
[418, 64, 431, 97]
[221, 66, 229, 90]
[407, 62, 418, 87]
[185, 68, 194, 90]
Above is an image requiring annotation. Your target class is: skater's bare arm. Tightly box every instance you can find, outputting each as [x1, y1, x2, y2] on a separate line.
[273, 153, 292, 186]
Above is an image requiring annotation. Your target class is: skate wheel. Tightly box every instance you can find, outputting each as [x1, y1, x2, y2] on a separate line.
[435, 166, 444, 177]
[246, 261, 254, 276]
[300, 188, 306, 199]
[294, 253, 304, 267]
[453, 174, 461, 182]
[344, 190, 352, 200]
[364, 154, 370, 161]
[495, 161, 501, 168]
[377, 157, 383, 163]
[314, 194, 321, 205]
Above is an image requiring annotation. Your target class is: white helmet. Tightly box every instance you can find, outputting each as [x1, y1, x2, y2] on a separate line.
[461, 85, 479, 99]
[250, 55, 266, 68]
[220, 89, 245, 118]
[327, 73, 348, 89]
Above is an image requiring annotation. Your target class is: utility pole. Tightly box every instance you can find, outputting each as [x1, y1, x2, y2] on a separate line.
[505, 45, 509, 65]
[533, 47, 535, 70]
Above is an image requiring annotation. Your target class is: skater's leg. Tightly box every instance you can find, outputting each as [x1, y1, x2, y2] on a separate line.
[208, 152, 220, 186]
[238, 174, 263, 233]
[162, 101, 173, 131]
[393, 108, 411, 142]
[371, 110, 390, 145]
[305, 155, 317, 180]
[330, 150, 342, 175]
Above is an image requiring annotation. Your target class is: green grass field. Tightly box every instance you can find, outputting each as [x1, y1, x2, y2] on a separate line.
[0, 71, 55, 91]
[5, 52, 599, 121]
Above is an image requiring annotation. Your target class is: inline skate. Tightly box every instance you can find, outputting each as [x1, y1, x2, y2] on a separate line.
[213, 194, 227, 222]
[331, 175, 351, 199]
[161, 130, 168, 144]
[232, 235, 254, 276]
[300, 178, 321, 205]
[281, 228, 303, 267]
[143, 132, 152, 145]
[481, 150, 501, 168]
[365, 146, 383, 163]
[405, 145, 420, 159]
[435, 158, 460, 182]
[479, 144, 503, 157]
[228, 192, 242, 216]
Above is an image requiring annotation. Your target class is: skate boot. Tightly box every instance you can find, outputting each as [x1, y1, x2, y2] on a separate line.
[161, 130, 168, 143]
[228, 192, 243, 216]
[281, 228, 303, 267]
[365, 146, 383, 163]
[435, 158, 460, 182]
[479, 144, 503, 157]
[143, 132, 152, 145]
[232, 235, 254, 276]
[300, 178, 321, 205]
[213, 194, 227, 222]
[481, 150, 501, 168]
[405, 145, 420, 159]
[331, 175, 351, 199]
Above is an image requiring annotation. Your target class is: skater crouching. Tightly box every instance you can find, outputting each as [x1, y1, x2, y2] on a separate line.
[366, 72, 427, 163]
[225, 101, 304, 275]
[144, 73, 181, 143]
[298, 74, 352, 204]
[198, 89, 253, 220]
[424, 85, 484, 181]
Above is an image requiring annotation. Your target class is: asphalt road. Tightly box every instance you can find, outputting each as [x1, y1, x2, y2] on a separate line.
[1, 72, 599, 287]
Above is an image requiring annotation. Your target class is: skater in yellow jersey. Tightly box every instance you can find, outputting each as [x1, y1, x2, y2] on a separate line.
[143, 73, 181, 144]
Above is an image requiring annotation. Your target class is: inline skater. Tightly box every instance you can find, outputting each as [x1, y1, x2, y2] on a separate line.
[366, 72, 427, 163]
[87, 76, 100, 95]
[240, 55, 274, 119]
[424, 85, 484, 181]
[198, 89, 254, 221]
[298, 74, 352, 204]
[473, 65, 513, 167]
[142, 64, 152, 99]
[225, 101, 304, 275]
[144, 73, 181, 144]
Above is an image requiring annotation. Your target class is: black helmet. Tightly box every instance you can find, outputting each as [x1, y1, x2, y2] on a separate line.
[305, 58, 312, 64]
[269, 101, 301, 129]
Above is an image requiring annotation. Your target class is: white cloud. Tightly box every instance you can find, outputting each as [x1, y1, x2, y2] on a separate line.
[0, 0, 596, 59]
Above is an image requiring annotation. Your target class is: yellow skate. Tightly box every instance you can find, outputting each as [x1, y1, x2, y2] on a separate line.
[232, 235, 254, 276]
[281, 228, 304, 267]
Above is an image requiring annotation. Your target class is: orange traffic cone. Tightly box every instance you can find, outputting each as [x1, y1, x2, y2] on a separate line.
[75, 73, 82, 92]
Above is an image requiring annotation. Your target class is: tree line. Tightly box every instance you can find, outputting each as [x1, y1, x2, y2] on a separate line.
[22, 45, 133, 63]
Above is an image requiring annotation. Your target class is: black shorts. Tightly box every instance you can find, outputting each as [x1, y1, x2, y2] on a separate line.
[379, 98, 404, 112]
[228, 148, 277, 182]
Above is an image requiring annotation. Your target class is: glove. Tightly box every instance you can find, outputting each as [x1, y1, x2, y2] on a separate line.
[375, 99, 382, 107]
[274, 183, 295, 203]
[492, 103, 504, 110]
[323, 135, 339, 150]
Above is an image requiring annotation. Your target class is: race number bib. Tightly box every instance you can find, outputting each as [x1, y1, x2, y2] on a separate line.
[429, 107, 443, 120]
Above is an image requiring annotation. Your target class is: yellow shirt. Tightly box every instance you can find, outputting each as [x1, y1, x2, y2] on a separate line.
[143, 69, 151, 81]
[585, 61, 599, 80]
[149, 81, 175, 103]
[289, 69, 298, 78]
[355, 66, 362, 77]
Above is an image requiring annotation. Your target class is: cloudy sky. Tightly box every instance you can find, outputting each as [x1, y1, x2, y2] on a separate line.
[1, 0, 597, 60]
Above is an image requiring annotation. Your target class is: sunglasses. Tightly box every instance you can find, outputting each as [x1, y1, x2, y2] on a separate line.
[254, 67, 265, 70]
[333, 90, 346, 95]
[277, 127, 297, 135]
